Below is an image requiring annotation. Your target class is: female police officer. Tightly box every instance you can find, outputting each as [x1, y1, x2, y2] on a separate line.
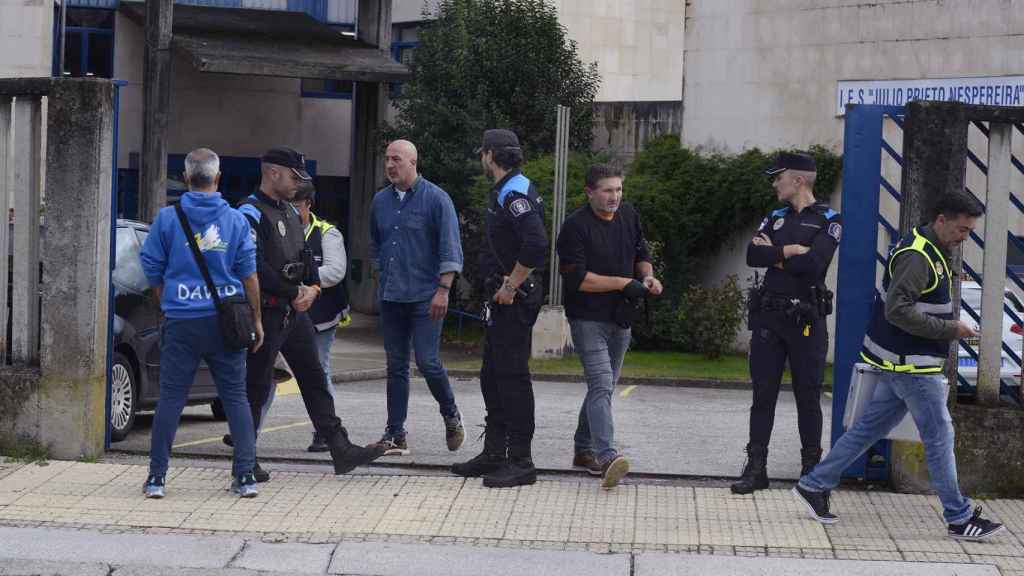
[732, 151, 841, 495]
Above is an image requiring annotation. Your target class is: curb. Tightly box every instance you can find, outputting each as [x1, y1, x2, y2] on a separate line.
[332, 369, 800, 392]
[331, 368, 387, 384]
[443, 369, 791, 391]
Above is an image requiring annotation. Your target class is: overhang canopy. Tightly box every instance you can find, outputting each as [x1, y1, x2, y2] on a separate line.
[120, 2, 410, 83]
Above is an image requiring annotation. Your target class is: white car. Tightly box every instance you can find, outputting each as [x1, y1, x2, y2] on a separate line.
[956, 281, 1024, 390]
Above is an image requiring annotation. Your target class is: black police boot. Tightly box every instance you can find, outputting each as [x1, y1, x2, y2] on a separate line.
[328, 427, 385, 475]
[730, 443, 769, 495]
[483, 443, 536, 488]
[800, 447, 823, 477]
[483, 457, 537, 488]
[451, 426, 506, 477]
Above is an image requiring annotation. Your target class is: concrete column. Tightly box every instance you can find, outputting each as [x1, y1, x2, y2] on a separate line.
[977, 123, 1012, 406]
[38, 79, 114, 459]
[0, 98, 11, 366]
[899, 101, 968, 393]
[11, 97, 42, 365]
[140, 0, 173, 223]
[348, 0, 393, 313]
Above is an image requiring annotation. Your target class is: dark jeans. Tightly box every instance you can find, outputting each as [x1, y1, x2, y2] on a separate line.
[748, 310, 827, 450]
[380, 299, 458, 436]
[480, 303, 535, 459]
[150, 315, 254, 477]
[247, 307, 342, 439]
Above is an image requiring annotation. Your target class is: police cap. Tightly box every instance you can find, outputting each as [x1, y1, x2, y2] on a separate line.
[262, 146, 312, 181]
[476, 129, 521, 155]
[765, 151, 816, 176]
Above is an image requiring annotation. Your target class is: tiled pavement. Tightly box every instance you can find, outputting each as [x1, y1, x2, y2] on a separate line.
[0, 459, 1023, 574]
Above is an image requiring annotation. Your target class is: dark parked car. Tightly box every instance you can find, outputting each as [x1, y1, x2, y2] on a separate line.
[110, 219, 226, 441]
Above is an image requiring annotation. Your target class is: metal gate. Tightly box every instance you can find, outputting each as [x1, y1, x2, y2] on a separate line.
[834, 104, 1024, 480]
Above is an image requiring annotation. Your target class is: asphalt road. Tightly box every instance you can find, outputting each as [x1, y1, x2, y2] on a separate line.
[116, 375, 833, 481]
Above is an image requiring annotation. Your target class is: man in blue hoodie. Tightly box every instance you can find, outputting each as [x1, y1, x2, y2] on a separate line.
[140, 148, 264, 499]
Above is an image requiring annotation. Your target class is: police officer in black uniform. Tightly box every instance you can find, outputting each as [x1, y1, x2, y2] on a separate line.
[451, 129, 548, 488]
[731, 151, 842, 495]
[238, 147, 382, 481]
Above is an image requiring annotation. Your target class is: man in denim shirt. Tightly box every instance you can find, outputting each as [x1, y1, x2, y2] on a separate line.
[369, 139, 465, 456]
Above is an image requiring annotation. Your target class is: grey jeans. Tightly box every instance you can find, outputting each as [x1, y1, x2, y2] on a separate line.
[571, 319, 631, 464]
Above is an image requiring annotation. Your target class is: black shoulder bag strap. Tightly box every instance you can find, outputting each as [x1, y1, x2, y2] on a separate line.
[174, 203, 224, 312]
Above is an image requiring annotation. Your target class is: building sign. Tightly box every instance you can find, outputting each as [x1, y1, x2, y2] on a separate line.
[836, 76, 1024, 116]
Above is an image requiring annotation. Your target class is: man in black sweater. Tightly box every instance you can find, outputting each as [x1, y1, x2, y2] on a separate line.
[556, 164, 663, 489]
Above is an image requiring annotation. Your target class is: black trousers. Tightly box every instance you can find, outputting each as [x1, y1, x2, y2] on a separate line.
[247, 306, 341, 438]
[748, 310, 828, 451]
[480, 303, 535, 459]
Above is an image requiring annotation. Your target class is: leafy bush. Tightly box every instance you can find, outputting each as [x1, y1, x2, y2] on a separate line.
[388, 0, 601, 210]
[675, 275, 747, 359]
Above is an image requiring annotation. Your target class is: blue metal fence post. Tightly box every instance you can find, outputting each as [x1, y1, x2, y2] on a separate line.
[105, 79, 126, 450]
[834, 104, 904, 479]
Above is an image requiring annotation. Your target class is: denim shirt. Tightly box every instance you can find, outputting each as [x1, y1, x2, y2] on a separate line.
[369, 176, 464, 303]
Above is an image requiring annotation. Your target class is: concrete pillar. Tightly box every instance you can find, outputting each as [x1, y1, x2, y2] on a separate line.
[899, 101, 969, 393]
[977, 123, 1012, 406]
[140, 0, 173, 223]
[347, 0, 393, 314]
[38, 79, 114, 459]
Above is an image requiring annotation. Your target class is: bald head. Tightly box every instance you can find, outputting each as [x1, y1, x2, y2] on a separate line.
[385, 139, 419, 190]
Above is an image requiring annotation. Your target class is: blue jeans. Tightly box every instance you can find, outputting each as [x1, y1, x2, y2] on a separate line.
[150, 315, 255, 478]
[314, 328, 337, 401]
[380, 300, 458, 436]
[799, 371, 972, 525]
[571, 319, 631, 465]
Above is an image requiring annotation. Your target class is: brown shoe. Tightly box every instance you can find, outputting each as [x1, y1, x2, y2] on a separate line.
[601, 455, 630, 489]
[572, 450, 602, 476]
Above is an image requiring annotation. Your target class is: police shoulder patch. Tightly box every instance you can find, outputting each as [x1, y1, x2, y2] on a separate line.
[772, 218, 785, 231]
[828, 222, 842, 241]
[509, 197, 532, 217]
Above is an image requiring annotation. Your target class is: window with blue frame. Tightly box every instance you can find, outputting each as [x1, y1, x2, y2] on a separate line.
[300, 22, 354, 99]
[62, 8, 114, 78]
[301, 78, 354, 99]
[390, 24, 420, 98]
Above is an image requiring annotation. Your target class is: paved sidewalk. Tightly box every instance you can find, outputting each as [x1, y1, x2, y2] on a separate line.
[0, 459, 1022, 575]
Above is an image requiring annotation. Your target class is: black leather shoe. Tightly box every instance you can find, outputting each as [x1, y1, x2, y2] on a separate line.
[308, 432, 329, 453]
[252, 460, 270, 483]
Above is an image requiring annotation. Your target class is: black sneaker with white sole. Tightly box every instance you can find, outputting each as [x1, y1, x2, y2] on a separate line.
[792, 485, 839, 524]
[948, 506, 1005, 541]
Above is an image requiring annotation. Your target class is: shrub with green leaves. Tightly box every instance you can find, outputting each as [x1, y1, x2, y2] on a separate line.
[675, 275, 747, 359]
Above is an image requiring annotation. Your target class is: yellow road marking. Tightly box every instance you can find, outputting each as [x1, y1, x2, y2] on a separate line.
[172, 420, 311, 449]
[275, 377, 299, 396]
[620, 385, 637, 398]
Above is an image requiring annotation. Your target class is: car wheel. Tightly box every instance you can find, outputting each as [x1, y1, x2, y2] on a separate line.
[210, 399, 228, 421]
[110, 352, 137, 443]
